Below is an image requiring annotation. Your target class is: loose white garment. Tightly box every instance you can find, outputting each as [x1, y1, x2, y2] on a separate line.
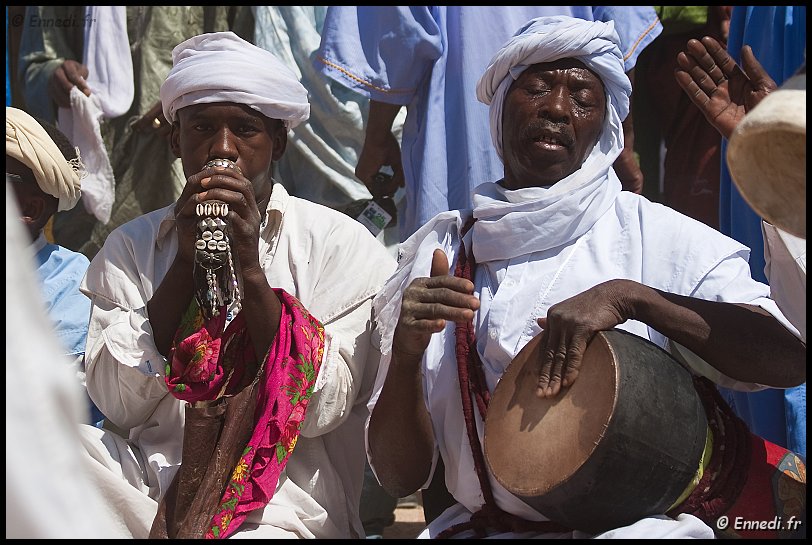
[80, 183, 397, 538]
[419, 503, 714, 539]
[160, 31, 310, 128]
[5, 183, 118, 538]
[56, 6, 134, 223]
[6, 106, 82, 211]
[762, 221, 806, 342]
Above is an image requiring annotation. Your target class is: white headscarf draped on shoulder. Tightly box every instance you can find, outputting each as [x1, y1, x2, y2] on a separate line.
[6, 106, 83, 211]
[160, 31, 310, 129]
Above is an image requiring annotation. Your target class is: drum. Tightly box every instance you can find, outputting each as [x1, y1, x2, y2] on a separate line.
[484, 329, 708, 534]
[726, 72, 806, 239]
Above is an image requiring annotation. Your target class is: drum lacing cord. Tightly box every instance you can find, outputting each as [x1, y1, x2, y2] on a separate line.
[670, 376, 751, 524]
[437, 220, 570, 539]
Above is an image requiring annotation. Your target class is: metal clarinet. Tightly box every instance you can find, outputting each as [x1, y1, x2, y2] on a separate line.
[193, 158, 243, 320]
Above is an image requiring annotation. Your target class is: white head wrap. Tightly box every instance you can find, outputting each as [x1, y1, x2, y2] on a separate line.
[6, 107, 82, 211]
[476, 16, 631, 161]
[160, 31, 310, 129]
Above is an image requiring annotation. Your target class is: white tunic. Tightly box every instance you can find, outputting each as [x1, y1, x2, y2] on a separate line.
[80, 183, 397, 538]
[369, 184, 800, 539]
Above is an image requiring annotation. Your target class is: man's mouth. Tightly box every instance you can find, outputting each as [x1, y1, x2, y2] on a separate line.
[533, 134, 571, 151]
[531, 128, 573, 149]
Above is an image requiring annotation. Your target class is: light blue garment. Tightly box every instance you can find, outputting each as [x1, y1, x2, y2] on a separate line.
[34, 238, 104, 426]
[717, 6, 806, 460]
[316, 6, 662, 241]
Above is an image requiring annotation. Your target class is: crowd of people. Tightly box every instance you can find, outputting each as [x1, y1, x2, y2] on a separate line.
[6, 5, 806, 540]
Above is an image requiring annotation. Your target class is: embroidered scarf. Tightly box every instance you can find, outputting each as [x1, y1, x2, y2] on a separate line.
[164, 289, 324, 538]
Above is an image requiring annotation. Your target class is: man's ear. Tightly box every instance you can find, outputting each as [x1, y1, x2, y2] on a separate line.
[271, 123, 287, 162]
[169, 121, 182, 158]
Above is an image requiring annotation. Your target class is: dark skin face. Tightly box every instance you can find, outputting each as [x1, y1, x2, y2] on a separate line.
[501, 58, 607, 189]
[169, 102, 287, 270]
[170, 102, 285, 205]
[7, 155, 58, 241]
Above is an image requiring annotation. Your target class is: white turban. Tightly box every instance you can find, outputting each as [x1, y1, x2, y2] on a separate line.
[476, 16, 631, 161]
[160, 31, 310, 129]
[6, 107, 82, 211]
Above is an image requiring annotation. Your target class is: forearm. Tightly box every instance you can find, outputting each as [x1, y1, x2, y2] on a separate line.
[626, 280, 806, 387]
[146, 257, 195, 357]
[238, 267, 281, 364]
[366, 100, 403, 141]
[367, 350, 435, 497]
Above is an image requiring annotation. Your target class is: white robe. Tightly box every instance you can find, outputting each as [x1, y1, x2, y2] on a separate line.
[80, 183, 397, 538]
[368, 186, 800, 539]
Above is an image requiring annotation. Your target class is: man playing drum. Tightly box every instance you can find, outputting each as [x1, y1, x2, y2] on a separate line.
[366, 16, 805, 538]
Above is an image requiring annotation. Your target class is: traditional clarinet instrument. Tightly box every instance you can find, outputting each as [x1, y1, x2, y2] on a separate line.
[193, 159, 242, 320]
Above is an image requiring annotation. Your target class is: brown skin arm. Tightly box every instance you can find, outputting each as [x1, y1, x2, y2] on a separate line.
[356, 100, 405, 198]
[48, 59, 91, 108]
[535, 279, 806, 398]
[368, 250, 480, 497]
[147, 166, 281, 365]
[675, 36, 777, 140]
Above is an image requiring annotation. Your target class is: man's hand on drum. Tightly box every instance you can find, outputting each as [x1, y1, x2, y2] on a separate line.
[535, 279, 634, 399]
[393, 249, 480, 361]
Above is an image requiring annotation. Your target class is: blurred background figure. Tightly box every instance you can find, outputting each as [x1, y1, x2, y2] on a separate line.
[633, 6, 732, 228]
[251, 6, 406, 257]
[6, 106, 104, 427]
[315, 6, 663, 242]
[5, 180, 118, 539]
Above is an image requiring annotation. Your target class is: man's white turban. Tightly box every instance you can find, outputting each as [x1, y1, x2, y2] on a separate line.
[160, 31, 310, 129]
[476, 16, 632, 160]
[6, 107, 82, 211]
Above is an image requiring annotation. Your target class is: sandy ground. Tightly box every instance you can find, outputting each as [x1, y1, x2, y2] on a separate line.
[382, 501, 426, 539]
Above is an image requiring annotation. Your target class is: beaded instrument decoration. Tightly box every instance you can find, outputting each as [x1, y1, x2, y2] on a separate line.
[194, 159, 242, 321]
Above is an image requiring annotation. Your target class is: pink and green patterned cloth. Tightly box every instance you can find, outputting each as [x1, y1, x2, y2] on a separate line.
[165, 289, 324, 538]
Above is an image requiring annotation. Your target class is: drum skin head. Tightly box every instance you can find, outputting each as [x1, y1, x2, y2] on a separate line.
[484, 331, 618, 496]
[483, 329, 708, 534]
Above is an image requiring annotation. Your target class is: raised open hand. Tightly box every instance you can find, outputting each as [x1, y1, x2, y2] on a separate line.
[675, 36, 777, 139]
[392, 249, 480, 360]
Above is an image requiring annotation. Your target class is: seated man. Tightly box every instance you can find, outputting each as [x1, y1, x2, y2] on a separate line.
[6, 106, 104, 427]
[78, 32, 397, 538]
[367, 16, 805, 539]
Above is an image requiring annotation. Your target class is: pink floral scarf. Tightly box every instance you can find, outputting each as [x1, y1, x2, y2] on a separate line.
[165, 289, 324, 538]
